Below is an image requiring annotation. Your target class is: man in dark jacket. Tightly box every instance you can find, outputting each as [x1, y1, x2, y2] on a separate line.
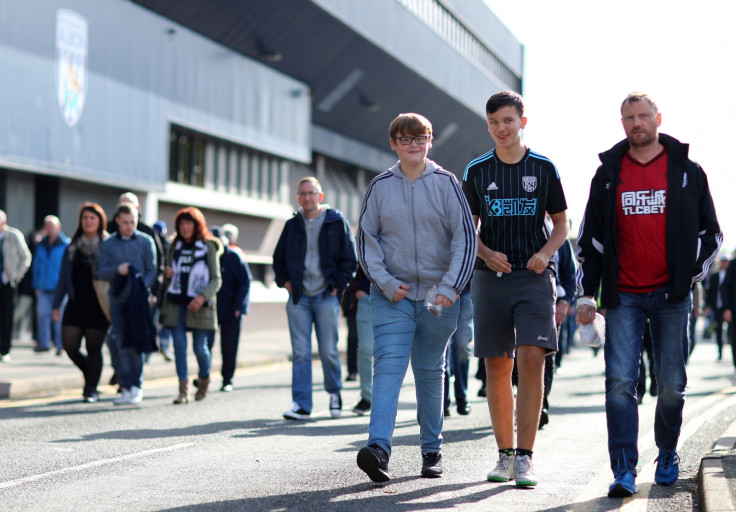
[704, 255, 730, 360]
[576, 92, 722, 497]
[273, 177, 357, 420]
[719, 257, 736, 382]
[207, 225, 251, 392]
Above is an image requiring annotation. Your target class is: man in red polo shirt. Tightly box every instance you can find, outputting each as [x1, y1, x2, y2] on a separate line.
[576, 92, 722, 498]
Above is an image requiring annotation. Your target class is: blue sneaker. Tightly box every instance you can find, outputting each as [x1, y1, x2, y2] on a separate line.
[608, 470, 636, 498]
[654, 449, 679, 486]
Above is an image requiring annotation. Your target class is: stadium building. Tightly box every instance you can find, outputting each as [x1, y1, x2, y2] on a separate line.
[0, 0, 522, 312]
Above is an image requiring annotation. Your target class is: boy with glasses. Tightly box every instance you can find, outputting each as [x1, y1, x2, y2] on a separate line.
[356, 113, 476, 481]
[462, 91, 569, 487]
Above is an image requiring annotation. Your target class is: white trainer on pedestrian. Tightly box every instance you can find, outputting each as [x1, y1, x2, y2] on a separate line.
[114, 388, 131, 405]
[487, 452, 515, 482]
[329, 392, 342, 418]
[515, 454, 538, 487]
[128, 386, 143, 404]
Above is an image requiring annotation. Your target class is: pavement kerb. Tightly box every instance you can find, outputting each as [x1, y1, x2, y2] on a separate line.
[699, 418, 736, 512]
[0, 353, 292, 401]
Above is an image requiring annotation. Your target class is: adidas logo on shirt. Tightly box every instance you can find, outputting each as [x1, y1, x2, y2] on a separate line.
[487, 182, 499, 191]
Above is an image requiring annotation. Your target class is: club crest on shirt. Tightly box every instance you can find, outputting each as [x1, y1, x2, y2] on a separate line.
[522, 176, 537, 193]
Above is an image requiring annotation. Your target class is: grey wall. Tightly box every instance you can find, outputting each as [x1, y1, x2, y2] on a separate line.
[0, 0, 311, 189]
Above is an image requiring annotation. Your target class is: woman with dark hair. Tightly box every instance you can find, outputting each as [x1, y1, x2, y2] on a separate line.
[53, 202, 110, 402]
[162, 207, 222, 403]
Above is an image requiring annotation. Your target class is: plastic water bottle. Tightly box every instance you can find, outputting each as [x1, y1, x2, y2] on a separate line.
[425, 285, 443, 319]
[580, 313, 606, 347]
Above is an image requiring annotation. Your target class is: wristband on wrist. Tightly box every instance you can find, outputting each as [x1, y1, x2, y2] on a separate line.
[577, 297, 597, 309]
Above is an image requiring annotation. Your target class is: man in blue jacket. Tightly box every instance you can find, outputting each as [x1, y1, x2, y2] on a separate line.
[33, 216, 69, 354]
[273, 177, 357, 420]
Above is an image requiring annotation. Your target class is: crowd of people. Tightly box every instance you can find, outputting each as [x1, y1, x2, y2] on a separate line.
[0, 193, 252, 406]
[0, 89, 728, 500]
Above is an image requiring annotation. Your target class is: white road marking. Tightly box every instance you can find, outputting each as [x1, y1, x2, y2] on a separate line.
[0, 442, 194, 489]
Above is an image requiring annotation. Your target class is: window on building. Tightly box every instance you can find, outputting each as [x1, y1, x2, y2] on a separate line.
[396, 0, 522, 92]
[168, 124, 291, 202]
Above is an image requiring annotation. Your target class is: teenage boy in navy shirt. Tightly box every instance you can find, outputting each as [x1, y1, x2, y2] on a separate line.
[463, 91, 568, 487]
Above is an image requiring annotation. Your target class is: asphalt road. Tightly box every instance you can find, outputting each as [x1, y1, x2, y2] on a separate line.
[2, 341, 736, 512]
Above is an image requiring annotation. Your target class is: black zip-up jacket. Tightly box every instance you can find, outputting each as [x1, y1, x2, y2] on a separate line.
[273, 208, 357, 305]
[576, 133, 722, 308]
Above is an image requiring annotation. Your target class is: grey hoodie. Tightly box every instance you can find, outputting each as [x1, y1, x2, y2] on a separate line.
[358, 159, 476, 304]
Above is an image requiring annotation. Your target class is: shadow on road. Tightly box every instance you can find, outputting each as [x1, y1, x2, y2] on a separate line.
[154, 478, 514, 511]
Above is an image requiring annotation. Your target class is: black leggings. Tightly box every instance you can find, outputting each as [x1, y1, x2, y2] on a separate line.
[62, 326, 106, 392]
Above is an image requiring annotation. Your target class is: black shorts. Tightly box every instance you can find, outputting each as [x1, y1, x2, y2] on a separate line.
[471, 268, 558, 358]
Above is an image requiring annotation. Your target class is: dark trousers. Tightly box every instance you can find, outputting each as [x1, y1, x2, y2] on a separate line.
[714, 308, 725, 356]
[0, 284, 16, 355]
[345, 309, 358, 375]
[220, 320, 242, 385]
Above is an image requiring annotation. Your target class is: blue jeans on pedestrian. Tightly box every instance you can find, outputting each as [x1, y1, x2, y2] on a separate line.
[109, 297, 145, 389]
[356, 295, 374, 403]
[368, 289, 459, 456]
[444, 292, 473, 407]
[604, 287, 690, 475]
[286, 292, 341, 412]
[171, 304, 211, 380]
[36, 291, 63, 350]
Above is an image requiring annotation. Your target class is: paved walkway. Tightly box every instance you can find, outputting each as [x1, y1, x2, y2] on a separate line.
[0, 325, 346, 401]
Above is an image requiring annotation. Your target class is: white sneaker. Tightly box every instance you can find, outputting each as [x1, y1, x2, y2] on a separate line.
[114, 388, 131, 405]
[128, 386, 143, 404]
[487, 452, 515, 482]
[329, 393, 342, 419]
[0, 354, 11, 362]
[515, 454, 538, 487]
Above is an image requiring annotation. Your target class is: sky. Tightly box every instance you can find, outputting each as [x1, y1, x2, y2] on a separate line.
[482, 0, 736, 251]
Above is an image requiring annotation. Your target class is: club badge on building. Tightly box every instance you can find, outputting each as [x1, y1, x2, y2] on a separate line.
[522, 176, 537, 193]
[56, 9, 88, 127]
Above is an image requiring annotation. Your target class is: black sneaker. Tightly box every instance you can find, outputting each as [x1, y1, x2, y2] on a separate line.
[538, 408, 549, 429]
[283, 403, 311, 420]
[352, 398, 371, 416]
[478, 384, 487, 397]
[456, 400, 471, 415]
[357, 444, 390, 482]
[329, 392, 342, 418]
[421, 452, 443, 478]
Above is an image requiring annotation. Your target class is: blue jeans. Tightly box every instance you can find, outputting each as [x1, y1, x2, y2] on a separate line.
[171, 304, 211, 380]
[286, 292, 341, 412]
[36, 291, 63, 350]
[368, 290, 459, 455]
[356, 295, 375, 402]
[604, 287, 690, 475]
[445, 292, 473, 407]
[109, 297, 145, 389]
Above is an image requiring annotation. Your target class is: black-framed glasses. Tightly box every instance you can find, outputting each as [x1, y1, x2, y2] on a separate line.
[395, 135, 430, 145]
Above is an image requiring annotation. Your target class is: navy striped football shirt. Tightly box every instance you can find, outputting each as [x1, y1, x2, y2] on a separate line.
[462, 148, 567, 271]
